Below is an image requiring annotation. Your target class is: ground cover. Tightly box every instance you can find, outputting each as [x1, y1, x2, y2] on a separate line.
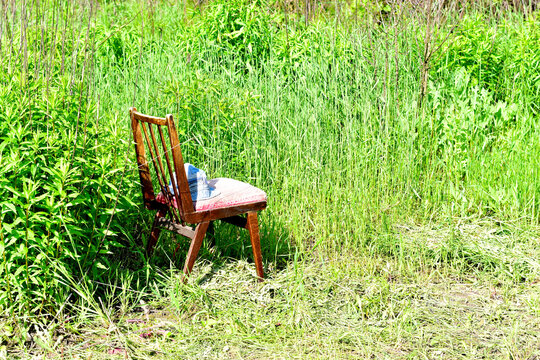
[12, 221, 540, 359]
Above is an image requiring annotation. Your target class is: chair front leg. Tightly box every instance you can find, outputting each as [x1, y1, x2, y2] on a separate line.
[147, 208, 167, 257]
[247, 211, 264, 281]
[182, 221, 210, 282]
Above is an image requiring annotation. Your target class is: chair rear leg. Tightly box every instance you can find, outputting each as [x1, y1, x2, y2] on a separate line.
[147, 209, 166, 257]
[247, 211, 264, 281]
[182, 221, 210, 282]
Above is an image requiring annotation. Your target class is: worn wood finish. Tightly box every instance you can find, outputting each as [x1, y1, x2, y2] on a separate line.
[247, 211, 264, 281]
[131, 108, 155, 209]
[130, 108, 267, 281]
[131, 111, 168, 126]
[184, 202, 267, 224]
[156, 217, 195, 238]
[167, 114, 194, 215]
[182, 221, 210, 281]
[147, 208, 167, 256]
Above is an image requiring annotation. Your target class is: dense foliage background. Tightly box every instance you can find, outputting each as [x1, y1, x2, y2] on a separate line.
[0, 0, 538, 353]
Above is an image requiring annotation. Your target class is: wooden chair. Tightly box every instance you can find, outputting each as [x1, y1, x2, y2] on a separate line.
[130, 108, 267, 281]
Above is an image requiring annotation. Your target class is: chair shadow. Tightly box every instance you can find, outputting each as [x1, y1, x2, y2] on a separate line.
[98, 210, 291, 310]
[158, 211, 294, 282]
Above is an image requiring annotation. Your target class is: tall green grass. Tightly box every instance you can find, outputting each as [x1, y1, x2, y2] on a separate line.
[0, 0, 538, 346]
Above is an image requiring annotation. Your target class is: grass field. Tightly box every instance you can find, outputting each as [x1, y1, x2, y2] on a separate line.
[0, 0, 539, 358]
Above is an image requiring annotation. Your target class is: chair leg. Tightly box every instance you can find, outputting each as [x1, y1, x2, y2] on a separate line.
[146, 209, 166, 257]
[182, 221, 210, 282]
[247, 211, 264, 281]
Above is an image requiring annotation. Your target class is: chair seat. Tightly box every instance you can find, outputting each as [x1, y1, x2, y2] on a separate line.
[156, 178, 267, 212]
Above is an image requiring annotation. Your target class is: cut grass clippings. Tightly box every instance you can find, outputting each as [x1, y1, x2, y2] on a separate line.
[15, 221, 540, 359]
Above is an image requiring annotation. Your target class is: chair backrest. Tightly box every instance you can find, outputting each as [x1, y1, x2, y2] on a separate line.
[130, 107, 195, 221]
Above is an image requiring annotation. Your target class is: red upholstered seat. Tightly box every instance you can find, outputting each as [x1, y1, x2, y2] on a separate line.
[156, 178, 267, 212]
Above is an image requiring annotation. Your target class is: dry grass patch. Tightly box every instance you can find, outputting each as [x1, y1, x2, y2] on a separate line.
[18, 222, 540, 359]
